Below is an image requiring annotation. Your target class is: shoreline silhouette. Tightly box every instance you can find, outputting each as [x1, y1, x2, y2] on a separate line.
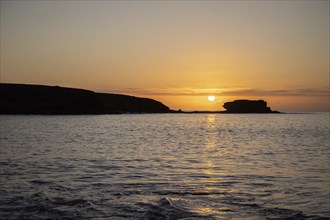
[0, 83, 280, 114]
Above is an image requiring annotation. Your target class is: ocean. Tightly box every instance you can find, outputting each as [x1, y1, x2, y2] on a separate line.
[0, 113, 329, 219]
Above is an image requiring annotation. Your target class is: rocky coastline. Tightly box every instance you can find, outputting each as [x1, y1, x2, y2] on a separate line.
[0, 83, 280, 115]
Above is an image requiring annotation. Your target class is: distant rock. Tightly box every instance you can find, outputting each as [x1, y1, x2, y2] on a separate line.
[0, 83, 170, 114]
[223, 100, 280, 113]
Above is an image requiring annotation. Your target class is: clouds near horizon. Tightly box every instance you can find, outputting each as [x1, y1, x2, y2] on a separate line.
[1, 1, 329, 111]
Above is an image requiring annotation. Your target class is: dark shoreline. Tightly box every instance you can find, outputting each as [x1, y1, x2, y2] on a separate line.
[0, 111, 285, 116]
[169, 110, 281, 114]
[1, 83, 281, 115]
[0, 83, 170, 115]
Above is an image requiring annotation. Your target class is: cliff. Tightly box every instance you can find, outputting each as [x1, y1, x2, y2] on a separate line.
[223, 100, 279, 113]
[0, 83, 170, 114]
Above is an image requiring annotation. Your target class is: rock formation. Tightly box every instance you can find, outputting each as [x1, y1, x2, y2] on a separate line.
[223, 100, 279, 113]
[0, 83, 170, 114]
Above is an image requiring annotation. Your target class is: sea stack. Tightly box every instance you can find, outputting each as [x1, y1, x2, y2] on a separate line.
[223, 100, 279, 113]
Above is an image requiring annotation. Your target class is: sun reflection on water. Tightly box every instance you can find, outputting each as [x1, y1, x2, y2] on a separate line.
[202, 114, 220, 183]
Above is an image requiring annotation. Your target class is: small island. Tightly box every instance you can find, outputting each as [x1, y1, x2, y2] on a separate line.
[223, 100, 280, 113]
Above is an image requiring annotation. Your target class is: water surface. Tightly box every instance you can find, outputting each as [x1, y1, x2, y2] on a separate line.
[0, 113, 329, 219]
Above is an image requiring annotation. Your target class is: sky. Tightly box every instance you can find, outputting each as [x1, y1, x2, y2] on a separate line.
[1, 0, 329, 111]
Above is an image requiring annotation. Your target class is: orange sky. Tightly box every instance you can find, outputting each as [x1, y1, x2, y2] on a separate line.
[1, 1, 329, 111]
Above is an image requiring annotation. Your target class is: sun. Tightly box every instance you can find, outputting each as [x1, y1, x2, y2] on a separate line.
[208, 96, 216, 102]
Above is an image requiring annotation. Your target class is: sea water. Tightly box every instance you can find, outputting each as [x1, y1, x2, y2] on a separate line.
[0, 113, 329, 219]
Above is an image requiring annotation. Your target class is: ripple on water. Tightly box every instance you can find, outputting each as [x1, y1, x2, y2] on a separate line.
[0, 114, 329, 219]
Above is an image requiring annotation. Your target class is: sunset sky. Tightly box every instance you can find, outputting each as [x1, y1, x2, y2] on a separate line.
[1, 1, 329, 111]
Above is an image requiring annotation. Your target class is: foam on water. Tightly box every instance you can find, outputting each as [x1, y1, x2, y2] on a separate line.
[0, 113, 329, 219]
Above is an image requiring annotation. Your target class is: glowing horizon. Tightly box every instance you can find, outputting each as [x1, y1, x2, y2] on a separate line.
[1, 1, 329, 111]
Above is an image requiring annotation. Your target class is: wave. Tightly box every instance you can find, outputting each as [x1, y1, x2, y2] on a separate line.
[141, 197, 214, 220]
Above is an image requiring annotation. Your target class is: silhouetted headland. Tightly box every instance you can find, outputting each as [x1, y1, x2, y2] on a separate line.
[223, 100, 280, 113]
[0, 83, 281, 114]
[0, 83, 170, 114]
